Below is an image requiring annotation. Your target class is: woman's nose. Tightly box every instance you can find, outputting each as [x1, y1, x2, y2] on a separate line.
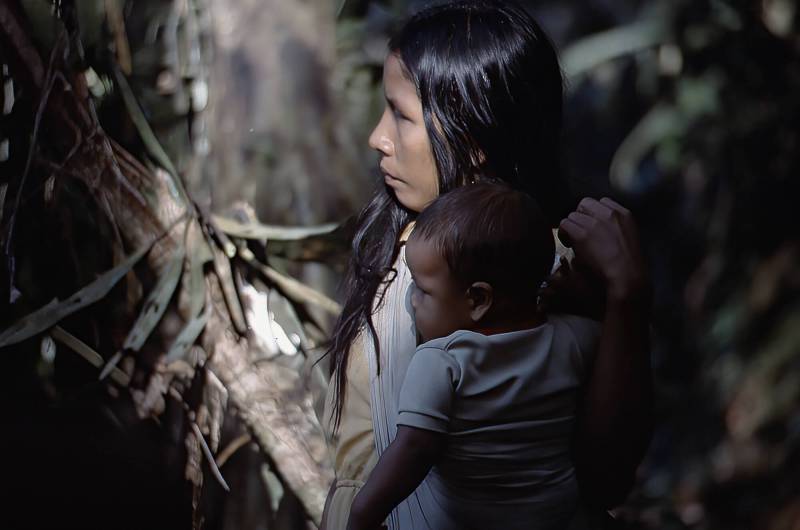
[368, 111, 394, 156]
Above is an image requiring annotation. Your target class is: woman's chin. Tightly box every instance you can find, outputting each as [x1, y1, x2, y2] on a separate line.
[386, 186, 423, 213]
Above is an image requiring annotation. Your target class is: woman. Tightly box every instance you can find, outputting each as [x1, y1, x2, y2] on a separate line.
[321, 2, 652, 528]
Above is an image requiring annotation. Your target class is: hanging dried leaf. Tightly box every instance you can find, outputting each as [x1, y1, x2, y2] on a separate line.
[211, 244, 248, 335]
[165, 221, 212, 363]
[50, 325, 130, 386]
[0, 240, 152, 347]
[99, 231, 186, 380]
[131, 371, 170, 418]
[185, 421, 204, 488]
[164, 304, 210, 364]
[112, 64, 187, 202]
[122, 240, 186, 351]
[200, 369, 228, 453]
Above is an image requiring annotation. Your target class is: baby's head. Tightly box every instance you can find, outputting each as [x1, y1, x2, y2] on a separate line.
[406, 182, 555, 342]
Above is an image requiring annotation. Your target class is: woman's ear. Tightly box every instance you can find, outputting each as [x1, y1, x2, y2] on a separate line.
[466, 282, 493, 322]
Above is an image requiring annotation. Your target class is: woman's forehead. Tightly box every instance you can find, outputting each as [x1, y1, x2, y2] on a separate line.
[383, 54, 417, 101]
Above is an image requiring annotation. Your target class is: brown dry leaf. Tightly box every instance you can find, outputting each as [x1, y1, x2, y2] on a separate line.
[131, 371, 171, 418]
[187, 345, 208, 368]
[163, 358, 195, 381]
[211, 244, 248, 335]
[201, 369, 228, 453]
[185, 425, 204, 487]
[177, 219, 212, 319]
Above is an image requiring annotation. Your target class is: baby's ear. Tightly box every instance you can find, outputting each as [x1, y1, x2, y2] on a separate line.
[467, 282, 493, 322]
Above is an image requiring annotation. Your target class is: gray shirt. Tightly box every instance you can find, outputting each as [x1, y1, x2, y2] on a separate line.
[396, 315, 600, 530]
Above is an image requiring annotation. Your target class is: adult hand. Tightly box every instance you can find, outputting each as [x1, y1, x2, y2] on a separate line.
[557, 198, 649, 303]
[539, 256, 605, 320]
[559, 198, 654, 509]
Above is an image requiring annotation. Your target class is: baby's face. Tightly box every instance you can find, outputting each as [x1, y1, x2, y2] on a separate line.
[405, 236, 474, 343]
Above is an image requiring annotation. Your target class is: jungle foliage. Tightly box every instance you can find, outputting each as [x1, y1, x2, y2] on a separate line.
[1, 0, 798, 529]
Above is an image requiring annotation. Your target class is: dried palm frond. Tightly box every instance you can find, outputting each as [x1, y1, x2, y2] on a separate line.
[1, 1, 341, 527]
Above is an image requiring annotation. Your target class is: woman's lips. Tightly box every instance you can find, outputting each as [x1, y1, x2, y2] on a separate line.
[381, 165, 401, 184]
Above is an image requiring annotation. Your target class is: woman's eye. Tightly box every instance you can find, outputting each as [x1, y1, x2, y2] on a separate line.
[392, 107, 409, 121]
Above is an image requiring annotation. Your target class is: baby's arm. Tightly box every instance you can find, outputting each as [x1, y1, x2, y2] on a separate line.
[346, 426, 446, 530]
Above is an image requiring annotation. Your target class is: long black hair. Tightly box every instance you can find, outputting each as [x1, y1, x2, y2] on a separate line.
[326, 0, 570, 430]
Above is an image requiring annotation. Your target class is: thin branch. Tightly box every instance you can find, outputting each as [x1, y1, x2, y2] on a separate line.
[166, 386, 232, 494]
[4, 31, 65, 301]
[240, 247, 341, 316]
[216, 433, 252, 468]
[191, 422, 231, 493]
[0, 2, 45, 88]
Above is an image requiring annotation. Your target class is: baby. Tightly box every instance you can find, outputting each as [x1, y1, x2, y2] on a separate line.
[346, 182, 601, 530]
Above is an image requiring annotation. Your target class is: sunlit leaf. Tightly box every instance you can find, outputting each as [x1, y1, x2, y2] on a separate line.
[562, 16, 668, 82]
[211, 214, 339, 242]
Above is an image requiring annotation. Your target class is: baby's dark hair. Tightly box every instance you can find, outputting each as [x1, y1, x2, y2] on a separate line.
[410, 182, 555, 301]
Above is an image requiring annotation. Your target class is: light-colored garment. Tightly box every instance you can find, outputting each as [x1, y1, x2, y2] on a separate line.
[363, 228, 430, 530]
[322, 333, 378, 530]
[322, 223, 417, 529]
[396, 318, 600, 530]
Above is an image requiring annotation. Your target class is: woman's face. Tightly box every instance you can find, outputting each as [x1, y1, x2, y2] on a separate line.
[369, 53, 439, 213]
